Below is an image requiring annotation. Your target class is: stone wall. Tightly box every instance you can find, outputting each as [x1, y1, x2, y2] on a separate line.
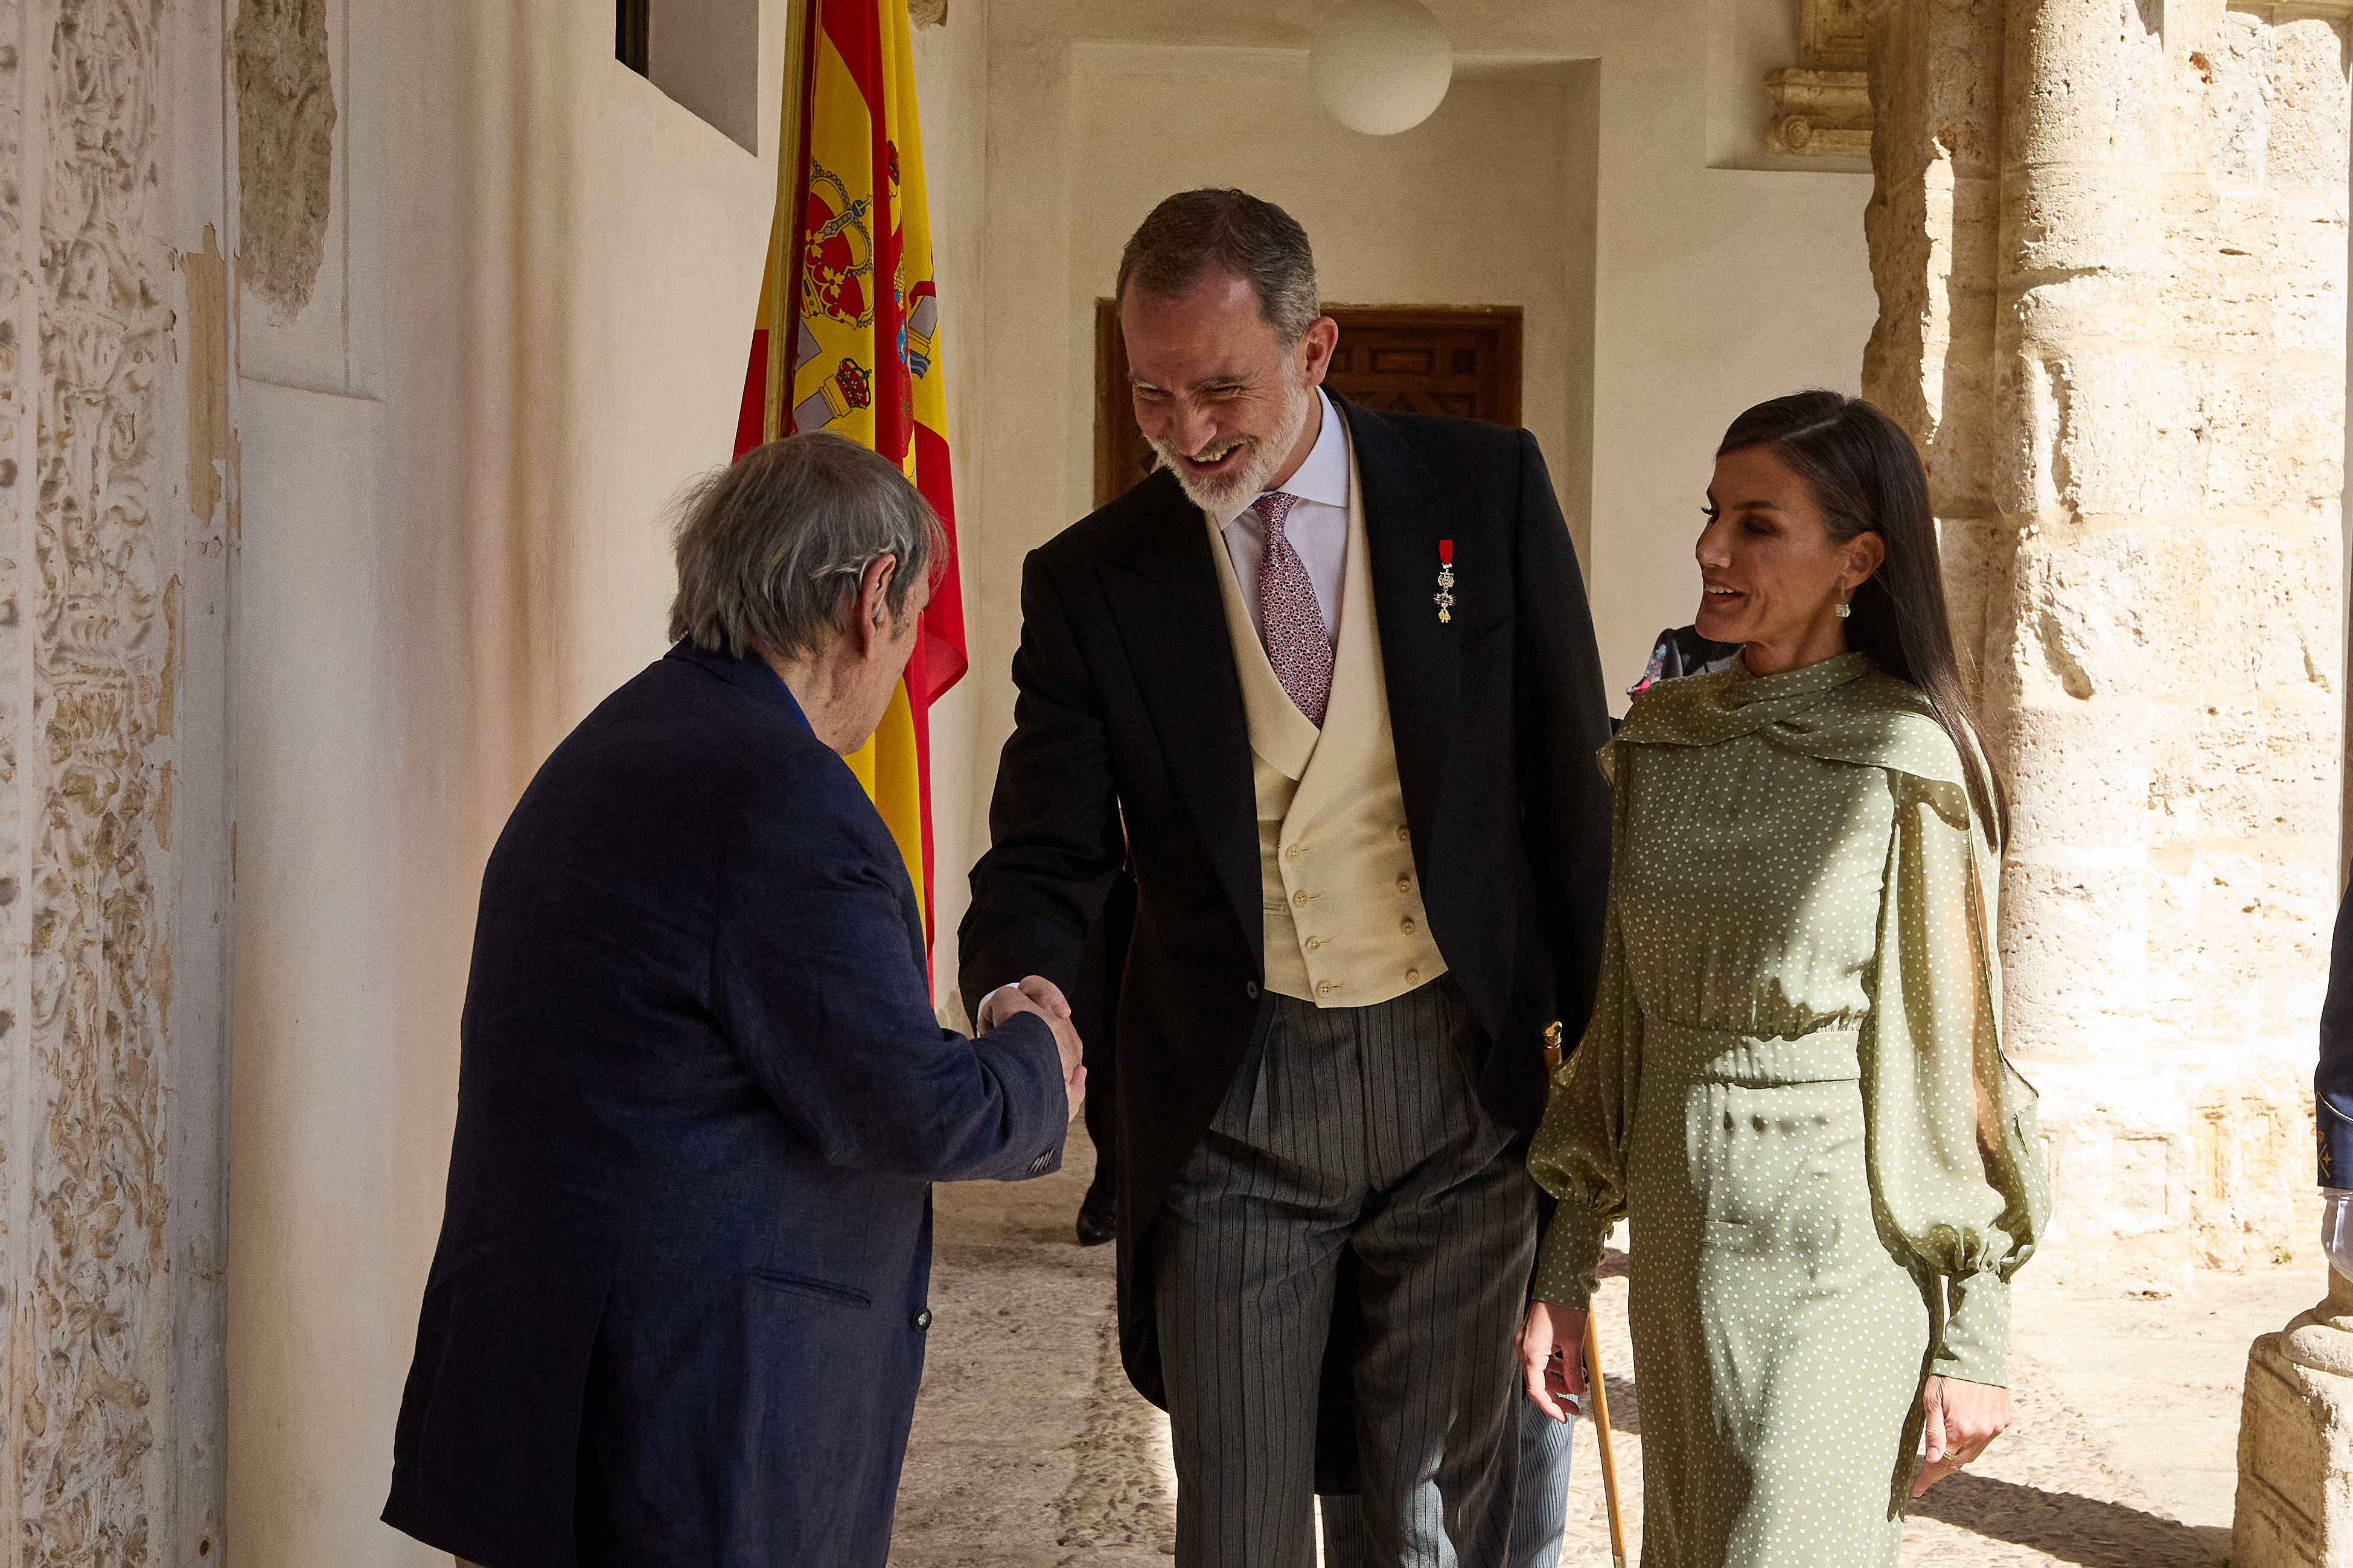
[1863, 0, 2349, 1283]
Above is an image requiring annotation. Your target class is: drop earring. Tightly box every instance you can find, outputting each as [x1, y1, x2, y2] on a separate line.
[1834, 587, 1852, 619]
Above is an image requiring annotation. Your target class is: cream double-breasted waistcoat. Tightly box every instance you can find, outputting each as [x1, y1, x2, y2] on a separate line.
[1205, 431, 1446, 1007]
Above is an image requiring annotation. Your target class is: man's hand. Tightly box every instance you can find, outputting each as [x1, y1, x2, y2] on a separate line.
[1517, 1299, 1586, 1424]
[977, 975, 1071, 1031]
[1911, 1374, 2011, 1497]
[981, 977, 1085, 1121]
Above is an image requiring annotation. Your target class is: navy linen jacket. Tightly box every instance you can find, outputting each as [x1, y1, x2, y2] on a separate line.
[383, 643, 1067, 1568]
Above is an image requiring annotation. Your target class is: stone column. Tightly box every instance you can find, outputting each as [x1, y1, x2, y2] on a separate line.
[2236, 1267, 2353, 1565]
[1863, 0, 2350, 1284]
[0, 1, 232, 1560]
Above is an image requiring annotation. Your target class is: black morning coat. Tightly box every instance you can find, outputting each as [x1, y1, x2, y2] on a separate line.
[958, 395, 1616, 1422]
[2318, 876, 2353, 1185]
[383, 643, 1069, 1568]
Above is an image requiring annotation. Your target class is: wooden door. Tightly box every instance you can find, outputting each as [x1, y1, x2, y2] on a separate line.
[1093, 302, 1523, 509]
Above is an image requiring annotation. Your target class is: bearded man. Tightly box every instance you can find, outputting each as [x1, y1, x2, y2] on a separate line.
[959, 188, 1614, 1564]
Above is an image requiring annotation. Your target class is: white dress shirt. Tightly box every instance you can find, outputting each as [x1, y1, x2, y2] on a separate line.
[1214, 388, 1347, 652]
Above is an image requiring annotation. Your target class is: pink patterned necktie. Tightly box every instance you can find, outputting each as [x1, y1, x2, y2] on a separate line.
[1253, 491, 1333, 727]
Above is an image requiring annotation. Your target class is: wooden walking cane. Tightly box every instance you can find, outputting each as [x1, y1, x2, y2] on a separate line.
[1582, 1311, 1629, 1568]
[1545, 1022, 1629, 1567]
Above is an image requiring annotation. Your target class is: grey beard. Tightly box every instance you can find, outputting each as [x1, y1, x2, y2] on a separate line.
[1151, 380, 1315, 515]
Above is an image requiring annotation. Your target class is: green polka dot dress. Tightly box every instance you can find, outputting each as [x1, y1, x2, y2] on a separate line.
[1528, 652, 2050, 1568]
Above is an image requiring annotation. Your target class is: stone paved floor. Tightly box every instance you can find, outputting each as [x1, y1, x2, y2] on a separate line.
[889, 1130, 2324, 1567]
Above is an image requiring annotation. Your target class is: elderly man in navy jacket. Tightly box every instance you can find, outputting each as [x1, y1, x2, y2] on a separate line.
[383, 433, 1082, 1568]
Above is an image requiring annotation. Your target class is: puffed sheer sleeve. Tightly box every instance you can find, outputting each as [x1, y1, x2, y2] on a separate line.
[1863, 774, 2049, 1388]
[1527, 742, 1640, 1309]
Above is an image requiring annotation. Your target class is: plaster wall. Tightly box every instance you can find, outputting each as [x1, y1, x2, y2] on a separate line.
[938, 0, 1880, 1001]
[910, 1, 992, 1012]
[224, 0, 798, 1561]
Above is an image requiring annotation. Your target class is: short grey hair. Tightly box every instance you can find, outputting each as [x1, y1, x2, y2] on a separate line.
[667, 432, 947, 661]
[1115, 188, 1320, 345]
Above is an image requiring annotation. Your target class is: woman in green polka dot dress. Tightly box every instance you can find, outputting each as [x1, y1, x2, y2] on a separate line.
[1517, 391, 2051, 1567]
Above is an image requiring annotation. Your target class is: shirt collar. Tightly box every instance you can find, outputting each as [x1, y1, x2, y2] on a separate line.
[665, 639, 816, 735]
[1216, 388, 1348, 528]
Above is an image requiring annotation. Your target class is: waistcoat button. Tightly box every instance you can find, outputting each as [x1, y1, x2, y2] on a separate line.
[1396, 826, 1410, 842]
[1399, 918, 1415, 934]
[1396, 876, 1411, 894]
[1406, 969, 1420, 984]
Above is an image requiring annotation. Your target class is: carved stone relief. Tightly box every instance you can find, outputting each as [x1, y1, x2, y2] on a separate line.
[0, 0, 195, 1557]
[1768, 0, 1871, 157]
[910, 0, 948, 27]
[1799, 0, 1865, 69]
[233, 0, 335, 317]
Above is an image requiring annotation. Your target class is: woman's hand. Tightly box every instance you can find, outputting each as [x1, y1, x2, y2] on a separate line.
[1518, 1299, 1587, 1423]
[1911, 1374, 2011, 1496]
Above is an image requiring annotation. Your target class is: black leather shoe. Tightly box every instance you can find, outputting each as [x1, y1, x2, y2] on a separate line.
[1075, 1204, 1117, 1248]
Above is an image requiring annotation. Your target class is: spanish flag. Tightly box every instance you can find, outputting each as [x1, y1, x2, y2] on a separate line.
[736, 0, 966, 956]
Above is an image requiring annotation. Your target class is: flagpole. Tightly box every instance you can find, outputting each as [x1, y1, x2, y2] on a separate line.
[764, 0, 818, 443]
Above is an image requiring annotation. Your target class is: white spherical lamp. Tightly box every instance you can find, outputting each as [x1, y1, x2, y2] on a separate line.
[1311, 0, 1454, 137]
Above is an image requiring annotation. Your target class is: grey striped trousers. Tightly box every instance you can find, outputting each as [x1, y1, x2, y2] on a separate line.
[1151, 980, 1539, 1567]
[1320, 1397, 1579, 1568]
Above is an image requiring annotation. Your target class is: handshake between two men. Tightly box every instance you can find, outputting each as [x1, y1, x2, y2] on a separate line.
[978, 974, 1087, 1121]
[382, 184, 1615, 1568]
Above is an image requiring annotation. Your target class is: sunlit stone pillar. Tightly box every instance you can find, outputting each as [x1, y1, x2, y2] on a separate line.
[2236, 1267, 2353, 1566]
[1863, 0, 2349, 1283]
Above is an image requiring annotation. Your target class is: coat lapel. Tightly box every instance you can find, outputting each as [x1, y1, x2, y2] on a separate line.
[1099, 474, 1263, 964]
[1340, 396, 1463, 844]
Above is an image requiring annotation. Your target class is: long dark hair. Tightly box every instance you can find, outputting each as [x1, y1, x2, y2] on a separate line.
[1717, 390, 2008, 846]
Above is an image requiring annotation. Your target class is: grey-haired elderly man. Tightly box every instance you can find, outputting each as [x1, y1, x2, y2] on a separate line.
[383, 432, 1084, 1568]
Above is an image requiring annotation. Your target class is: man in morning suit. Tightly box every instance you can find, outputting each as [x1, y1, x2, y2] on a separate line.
[959, 190, 1615, 1565]
[2316, 879, 2353, 1281]
[384, 433, 1083, 1568]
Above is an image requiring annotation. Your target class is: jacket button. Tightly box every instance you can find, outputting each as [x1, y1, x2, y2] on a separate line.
[1245, 980, 1260, 999]
[1292, 890, 1310, 907]
[1285, 844, 1303, 861]
[912, 1308, 933, 1332]
[1405, 968, 1421, 984]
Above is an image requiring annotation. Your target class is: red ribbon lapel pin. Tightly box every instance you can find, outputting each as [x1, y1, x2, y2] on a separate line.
[1434, 540, 1455, 623]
